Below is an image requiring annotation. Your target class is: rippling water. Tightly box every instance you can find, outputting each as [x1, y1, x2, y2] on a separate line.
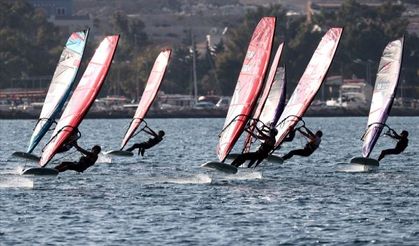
[1, 117, 419, 245]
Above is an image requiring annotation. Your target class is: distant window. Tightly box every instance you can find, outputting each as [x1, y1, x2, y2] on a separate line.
[56, 8, 66, 16]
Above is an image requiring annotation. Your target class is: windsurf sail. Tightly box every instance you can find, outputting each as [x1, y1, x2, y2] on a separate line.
[361, 37, 404, 158]
[27, 30, 89, 153]
[217, 17, 276, 162]
[243, 43, 285, 152]
[274, 27, 343, 148]
[39, 35, 120, 167]
[258, 66, 286, 127]
[120, 49, 172, 149]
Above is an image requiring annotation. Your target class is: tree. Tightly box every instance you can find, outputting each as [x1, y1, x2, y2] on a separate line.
[0, 0, 62, 88]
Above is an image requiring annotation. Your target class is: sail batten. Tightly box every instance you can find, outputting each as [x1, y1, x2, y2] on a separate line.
[274, 28, 343, 148]
[362, 37, 404, 158]
[217, 17, 276, 162]
[120, 49, 172, 149]
[27, 30, 89, 153]
[39, 35, 120, 167]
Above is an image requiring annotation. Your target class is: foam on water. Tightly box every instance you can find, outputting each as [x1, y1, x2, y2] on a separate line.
[0, 176, 34, 188]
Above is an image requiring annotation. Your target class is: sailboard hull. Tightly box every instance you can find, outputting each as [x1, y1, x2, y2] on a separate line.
[104, 150, 134, 157]
[11, 152, 40, 162]
[21, 168, 59, 176]
[201, 161, 238, 174]
[336, 157, 379, 173]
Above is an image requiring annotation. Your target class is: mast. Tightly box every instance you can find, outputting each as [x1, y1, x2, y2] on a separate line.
[191, 31, 198, 104]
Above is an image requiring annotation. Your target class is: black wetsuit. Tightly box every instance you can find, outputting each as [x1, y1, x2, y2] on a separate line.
[378, 136, 408, 161]
[54, 150, 98, 173]
[282, 135, 321, 160]
[126, 135, 163, 156]
[231, 135, 276, 168]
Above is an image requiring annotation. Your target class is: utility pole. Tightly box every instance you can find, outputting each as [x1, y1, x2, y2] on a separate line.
[191, 31, 198, 104]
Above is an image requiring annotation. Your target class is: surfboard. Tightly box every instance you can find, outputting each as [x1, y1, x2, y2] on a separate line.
[350, 157, 379, 166]
[105, 150, 134, 157]
[11, 152, 40, 162]
[21, 167, 59, 176]
[201, 162, 238, 174]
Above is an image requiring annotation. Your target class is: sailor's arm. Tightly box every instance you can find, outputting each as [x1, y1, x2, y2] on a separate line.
[73, 143, 91, 155]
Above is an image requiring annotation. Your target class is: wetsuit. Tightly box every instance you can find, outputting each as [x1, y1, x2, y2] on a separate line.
[378, 134, 408, 161]
[54, 146, 98, 173]
[126, 135, 163, 156]
[282, 129, 321, 160]
[231, 132, 276, 168]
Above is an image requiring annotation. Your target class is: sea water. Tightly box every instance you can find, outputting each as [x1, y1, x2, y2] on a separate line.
[1, 117, 418, 245]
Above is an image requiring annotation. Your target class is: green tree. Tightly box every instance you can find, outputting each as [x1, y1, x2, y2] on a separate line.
[0, 0, 62, 88]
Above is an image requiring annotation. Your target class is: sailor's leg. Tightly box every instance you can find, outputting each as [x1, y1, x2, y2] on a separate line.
[378, 148, 399, 161]
[282, 148, 310, 160]
[126, 143, 141, 152]
[231, 153, 252, 167]
[54, 161, 76, 172]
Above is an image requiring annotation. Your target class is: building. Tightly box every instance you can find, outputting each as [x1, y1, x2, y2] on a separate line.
[28, 0, 73, 17]
[28, 0, 92, 33]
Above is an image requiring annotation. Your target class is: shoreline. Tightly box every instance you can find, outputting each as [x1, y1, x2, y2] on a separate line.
[1, 107, 418, 119]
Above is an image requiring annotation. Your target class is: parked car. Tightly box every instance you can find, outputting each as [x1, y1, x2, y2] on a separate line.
[193, 101, 215, 109]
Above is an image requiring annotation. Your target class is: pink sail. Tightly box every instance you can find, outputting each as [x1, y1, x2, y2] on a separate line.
[39, 35, 120, 167]
[274, 28, 343, 148]
[243, 42, 284, 152]
[217, 17, 275, 161]
[120, 49, 172, 149]
[362, 37, 404, 157]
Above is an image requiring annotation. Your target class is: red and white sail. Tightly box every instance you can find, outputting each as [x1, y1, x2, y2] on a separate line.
[243, 42, 284, 152]
[217, 17, 276, 161]
[274, 28, 343, 148]
[120, 49, 172, 149]
[362, 37, 404, 157]
[39, 35, 120, 167]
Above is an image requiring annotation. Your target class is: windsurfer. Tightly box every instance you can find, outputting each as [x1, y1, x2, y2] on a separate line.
[378, 129, 408, 161]
[54, 144, 101, 173]
[231, 126, 278, 168]
[125, 128, 165, 156]
[282, 126, 322, 160]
